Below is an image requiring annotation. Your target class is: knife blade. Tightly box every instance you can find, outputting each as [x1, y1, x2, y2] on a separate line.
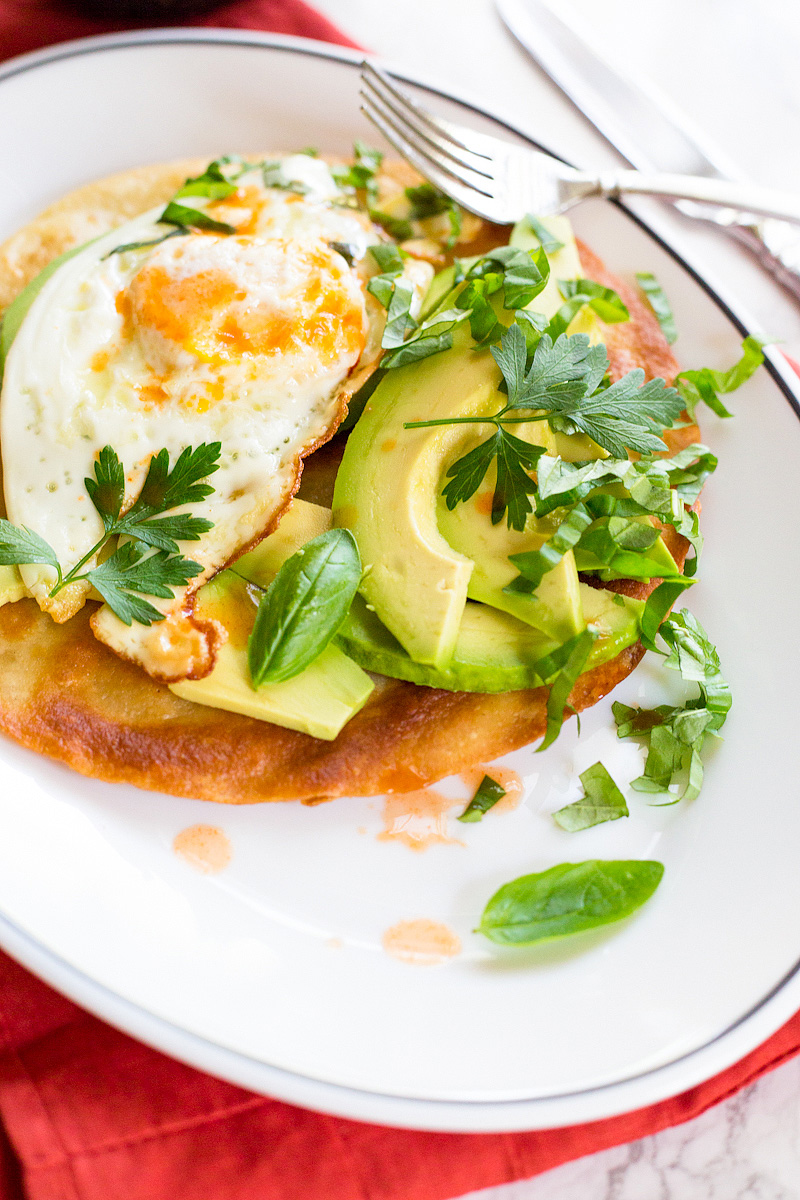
[497, 0, 800, 299]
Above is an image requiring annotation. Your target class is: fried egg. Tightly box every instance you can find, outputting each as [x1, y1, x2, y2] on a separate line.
[1, 155, 433, 681]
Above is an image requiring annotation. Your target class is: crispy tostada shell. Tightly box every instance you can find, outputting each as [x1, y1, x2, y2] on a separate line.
[0, 160, 699, 802]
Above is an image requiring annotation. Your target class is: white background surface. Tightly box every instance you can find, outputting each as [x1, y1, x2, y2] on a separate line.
[315, 0, 800, 1193]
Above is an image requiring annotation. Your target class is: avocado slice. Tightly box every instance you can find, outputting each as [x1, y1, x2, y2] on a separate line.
[332, 215, 596, 670]
[170, 500, 374, 740]
[0, 239, 97, 383]
[337, 590, 642, 694]
[0, 565, 27, 607]
[333, 316, 491, 668]
[433, 216, 601, 642]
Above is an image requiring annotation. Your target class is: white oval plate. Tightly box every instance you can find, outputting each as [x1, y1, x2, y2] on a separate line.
[1, 30, 799, 1133]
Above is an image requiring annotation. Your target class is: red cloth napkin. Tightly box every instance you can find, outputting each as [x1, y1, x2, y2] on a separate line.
[1, 3, 800, 1197]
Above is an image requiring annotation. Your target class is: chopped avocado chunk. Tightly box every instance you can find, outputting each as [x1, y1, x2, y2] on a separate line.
[337, 590, 642, 693]
[169, 500, 374, 740]
[0, 564, 27, 607]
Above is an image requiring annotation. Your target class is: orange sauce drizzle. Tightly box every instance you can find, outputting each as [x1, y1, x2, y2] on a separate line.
[378, 789, 464, 851]
[382, 919, 462, 965]
[173, 824, 232, 874]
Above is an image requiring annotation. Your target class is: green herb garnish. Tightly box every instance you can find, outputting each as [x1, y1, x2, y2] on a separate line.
[405, 182, 462, 247]
[636, 272, 677, 344]
[676, 336, 766, 419]
[534, 627, 596, 751]
[406, 323, 684, 529]
[332, 141, 384, 202]
[478, 859, 664, 945]
[247, 528, 361, 687]
[458, 774, 506, 822]
[614, 609, 730, 802]
[520, 213, 564, 255]
[0, 443, 219, 626]
[553, 763, 629, 831]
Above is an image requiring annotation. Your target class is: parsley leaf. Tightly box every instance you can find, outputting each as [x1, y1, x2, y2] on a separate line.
[0, 443, 220, 625]
[86, 542, 202, 627]
[0, 521, 60, 574]
[553, 762, 629, 831]
[636, 272, 677, 344]
[442, 428, 545, 530]
[676, 336, 766, 419]
[458, 774, 506, 823]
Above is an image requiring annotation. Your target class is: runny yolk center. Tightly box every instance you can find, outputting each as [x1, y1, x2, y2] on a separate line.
[126, 236, 366, 372]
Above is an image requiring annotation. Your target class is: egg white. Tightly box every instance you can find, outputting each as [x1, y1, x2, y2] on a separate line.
[1, 157, 433, 681]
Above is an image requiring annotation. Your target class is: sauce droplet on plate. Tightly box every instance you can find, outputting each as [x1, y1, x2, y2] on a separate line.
[173, 824, 232, 874]
[378, 789, 463, 851]
[382, 919, 461, 965]
[459, 765, 525, 813]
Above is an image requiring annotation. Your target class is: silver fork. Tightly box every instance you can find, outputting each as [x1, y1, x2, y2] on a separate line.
[360, 62, 800, 227]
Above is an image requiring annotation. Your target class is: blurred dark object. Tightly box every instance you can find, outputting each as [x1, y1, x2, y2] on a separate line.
[62, 0, 223, 19]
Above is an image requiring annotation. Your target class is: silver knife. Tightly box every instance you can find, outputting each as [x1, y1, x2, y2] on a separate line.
[497, 0, 800, 299]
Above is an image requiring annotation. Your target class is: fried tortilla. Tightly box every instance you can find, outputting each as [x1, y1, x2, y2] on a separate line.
[0, 161, 698, 803]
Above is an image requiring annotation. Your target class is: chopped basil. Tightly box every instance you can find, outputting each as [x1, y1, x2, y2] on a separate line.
[553, 763, 629, 831]
[636, 272, 677, 344]
[458, 774, 507, 822]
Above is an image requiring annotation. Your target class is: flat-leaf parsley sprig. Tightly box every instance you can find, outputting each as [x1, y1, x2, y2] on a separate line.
[405, 322, 685, 530]
[0, 443, 221, 626]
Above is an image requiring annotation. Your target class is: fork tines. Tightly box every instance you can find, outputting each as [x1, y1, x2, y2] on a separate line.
[359, 61, 497, 212]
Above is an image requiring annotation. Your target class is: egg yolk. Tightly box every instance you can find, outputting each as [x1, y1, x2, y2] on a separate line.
[125, 234, 367, 381]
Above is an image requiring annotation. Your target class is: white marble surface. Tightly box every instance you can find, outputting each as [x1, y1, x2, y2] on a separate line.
[314, 0, 800, 1193]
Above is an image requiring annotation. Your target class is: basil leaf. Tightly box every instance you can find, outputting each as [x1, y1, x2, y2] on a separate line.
[676, 336, 766, 419]
[521, 214, 564, 255]
[478, 859, 664, 945]
[248, 529, 361, 687]
[558, 278, 630, 324]
[0, 520, 59, 571]
[639, 578, 694, 653]
[175, 160, 237, 201]
[553, 763, 629, 831]
[369, 210, 414, 241]
[329, 241, 357, 267]
[160, 202, 236, 235]
[381, 282, 417, 349]
[536, 628, 596, 751]
[506, 502, 593, 593]
[104, 227, 189, 259]
[369, 243, 406, 276]
[636, 272, 677, 344]
[458, 774, 506, 823]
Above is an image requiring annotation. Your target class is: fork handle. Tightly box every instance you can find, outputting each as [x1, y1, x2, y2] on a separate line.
[595, 169, 800, 226]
